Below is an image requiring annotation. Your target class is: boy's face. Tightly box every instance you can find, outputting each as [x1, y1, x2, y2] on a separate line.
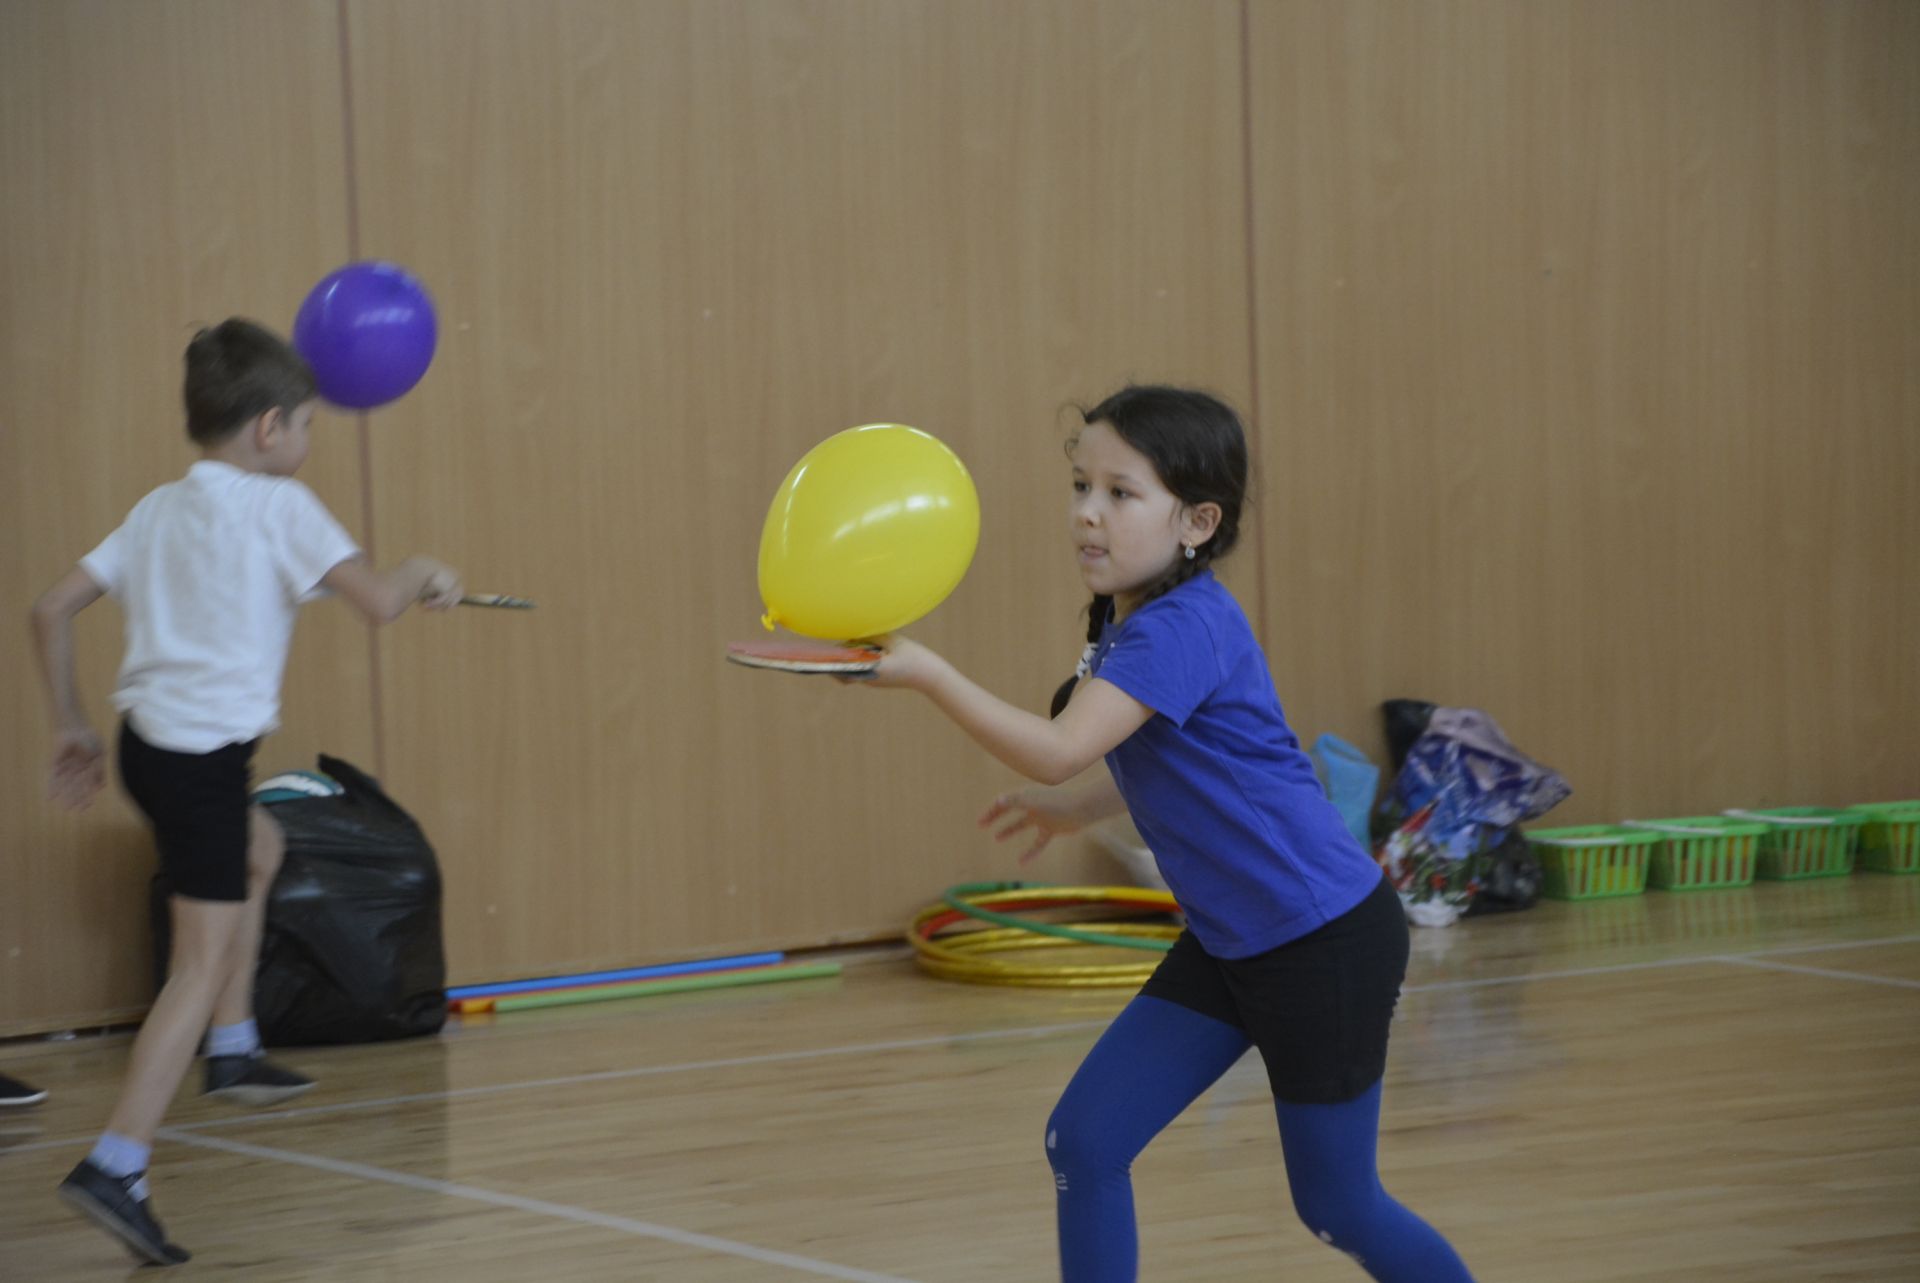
[261, 400, 318, 475]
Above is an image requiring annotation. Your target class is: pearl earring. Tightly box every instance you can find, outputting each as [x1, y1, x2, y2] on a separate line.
[1183, 544, 1196, 561]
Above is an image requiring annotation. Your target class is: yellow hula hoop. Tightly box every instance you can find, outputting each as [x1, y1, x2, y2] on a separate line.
[908, 885, 1182, 987]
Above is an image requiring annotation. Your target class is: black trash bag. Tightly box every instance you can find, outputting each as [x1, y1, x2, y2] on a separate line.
[151, 754, 446, 1046]
[1461, 827, 1544, 917]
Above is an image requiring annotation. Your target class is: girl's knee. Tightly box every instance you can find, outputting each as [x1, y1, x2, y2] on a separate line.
[1044, 1105, 1134, 1182]
[1292, 1184, 1381, 1261]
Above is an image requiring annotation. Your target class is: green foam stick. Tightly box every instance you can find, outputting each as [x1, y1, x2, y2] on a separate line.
[491, 962, 842, 1012]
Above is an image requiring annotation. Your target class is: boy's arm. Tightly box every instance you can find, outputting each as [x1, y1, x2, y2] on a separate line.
[30, 567, 108, 810]
[321, 555, 463, 624]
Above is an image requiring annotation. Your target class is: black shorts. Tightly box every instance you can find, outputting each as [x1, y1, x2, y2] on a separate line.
[1140, 874, 1408, 1104]
[117, 720, 258, 903]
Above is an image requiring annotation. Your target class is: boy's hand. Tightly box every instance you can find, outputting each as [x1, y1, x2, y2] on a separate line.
[48, 726, 105, 811]
[417, 562, 464, 611]
[979, 787, 1087, 865]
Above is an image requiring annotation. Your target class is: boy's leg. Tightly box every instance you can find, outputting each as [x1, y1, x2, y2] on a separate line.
[106, 897, 246, 1143]
[201, 807, 313, 1105]
[208, 806, 282, 1031]
[59, 894, 245, 1265]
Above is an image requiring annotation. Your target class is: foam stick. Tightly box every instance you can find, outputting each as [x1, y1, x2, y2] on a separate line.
[450, 962, 781, 1015]
[447, 951, 785, 1001]
[489, 962, 842, 1013]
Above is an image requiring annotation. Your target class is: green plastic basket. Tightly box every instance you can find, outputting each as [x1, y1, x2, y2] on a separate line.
[1854, 802, 1920, 875]
[1722, 807, 1866, 880]
[1625, 816, 1764, 890]
[1526, 825, 1658, 900]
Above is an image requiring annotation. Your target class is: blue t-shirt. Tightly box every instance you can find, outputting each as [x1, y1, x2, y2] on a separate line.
[1087, 572, 1382, 958]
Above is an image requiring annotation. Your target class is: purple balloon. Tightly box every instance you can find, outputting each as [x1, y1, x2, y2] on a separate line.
[293, 261, 437, 410]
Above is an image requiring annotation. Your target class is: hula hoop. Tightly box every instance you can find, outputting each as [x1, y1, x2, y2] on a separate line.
[940, 882, 1175, 952]
[908, 883, 1182, 987]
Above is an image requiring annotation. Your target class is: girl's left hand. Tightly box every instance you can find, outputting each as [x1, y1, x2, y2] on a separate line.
[979, 787, 1087, 864]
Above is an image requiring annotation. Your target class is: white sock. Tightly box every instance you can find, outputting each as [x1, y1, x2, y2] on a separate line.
[89, 1131, 151, 1196]
[205, 1018, 261, 1058]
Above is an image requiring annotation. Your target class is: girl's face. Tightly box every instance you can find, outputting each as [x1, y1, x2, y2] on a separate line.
[1068, 421, 1216, 618]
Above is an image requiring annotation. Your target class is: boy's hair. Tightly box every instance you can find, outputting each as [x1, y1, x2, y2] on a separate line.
[183, 319, 317, 445]
[1051, 384, 1251, 718]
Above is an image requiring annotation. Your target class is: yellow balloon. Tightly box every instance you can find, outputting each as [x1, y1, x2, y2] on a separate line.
[759, 424, 980, 639]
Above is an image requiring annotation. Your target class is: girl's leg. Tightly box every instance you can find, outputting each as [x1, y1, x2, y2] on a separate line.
[1047, 995, 1252, 1283]
[1275, 1079, 1474, 1282]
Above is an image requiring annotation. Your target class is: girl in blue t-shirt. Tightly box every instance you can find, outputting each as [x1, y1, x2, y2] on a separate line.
[854, 386, 1473, 1281]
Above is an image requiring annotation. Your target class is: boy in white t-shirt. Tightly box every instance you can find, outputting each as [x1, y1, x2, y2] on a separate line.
[29, 318, 463, 1266]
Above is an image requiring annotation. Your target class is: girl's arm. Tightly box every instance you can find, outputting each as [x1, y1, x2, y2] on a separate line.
[866, 637, 1154, 786]
[980, 771, 1129, 863]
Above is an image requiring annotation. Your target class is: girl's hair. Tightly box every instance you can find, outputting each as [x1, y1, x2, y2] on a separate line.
[1049, 384, 1249, 718]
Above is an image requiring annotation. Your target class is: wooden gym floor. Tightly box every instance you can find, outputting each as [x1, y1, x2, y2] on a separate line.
[2, 876, 1916, 1280]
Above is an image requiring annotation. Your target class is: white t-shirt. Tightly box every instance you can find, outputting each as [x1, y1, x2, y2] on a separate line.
[80, 460, 361, 753]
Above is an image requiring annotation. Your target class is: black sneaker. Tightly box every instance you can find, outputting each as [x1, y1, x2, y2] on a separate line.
[0, 1073, 48, 1108]
[58, 1158, 191, 1266]
[203, 1052, 315, 1106]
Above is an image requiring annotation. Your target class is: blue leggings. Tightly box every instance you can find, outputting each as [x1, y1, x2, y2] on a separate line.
[1045, 995, 1474, 1282]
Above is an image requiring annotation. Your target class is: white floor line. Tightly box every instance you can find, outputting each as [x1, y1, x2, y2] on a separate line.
[1404, 952, 1713, 993]
[157, 1127, 920, 1283]
[1712, 955, 1920, 990]
[171, 1019, 1115, 1134]
[1405, 930, 1920, 995]
[6, 931, 1916, 1158]
[0, 1132, 91, 1158]
[1736, 931, 1920, 957]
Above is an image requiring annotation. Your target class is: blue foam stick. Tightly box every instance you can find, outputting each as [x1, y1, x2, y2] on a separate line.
[446, 951, 785, 1000]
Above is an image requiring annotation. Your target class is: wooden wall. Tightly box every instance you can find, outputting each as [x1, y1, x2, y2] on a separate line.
[4, 0, 1914, 1034]
[1248, 0, 1919, 814]
[2, 1, 377, 1033]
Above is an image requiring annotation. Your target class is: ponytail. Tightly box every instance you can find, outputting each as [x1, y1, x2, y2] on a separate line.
[1049, 593, 1113, 718]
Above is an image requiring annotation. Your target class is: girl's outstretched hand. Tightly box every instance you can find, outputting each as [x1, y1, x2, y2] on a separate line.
[845, 635, 940, 690]
[980, 787, 1087, 865]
